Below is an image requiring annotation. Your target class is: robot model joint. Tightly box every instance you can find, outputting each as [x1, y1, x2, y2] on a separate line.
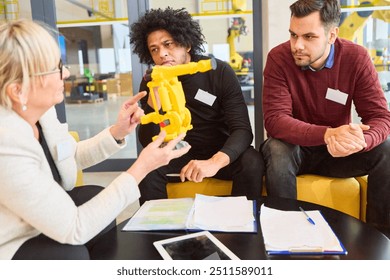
[141, 58, 217, 142]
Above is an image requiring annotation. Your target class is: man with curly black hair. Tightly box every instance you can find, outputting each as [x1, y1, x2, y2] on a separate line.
[130, 7, 264, 204]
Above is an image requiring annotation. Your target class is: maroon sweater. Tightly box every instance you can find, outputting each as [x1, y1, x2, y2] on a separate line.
[263, 38, 390, 151]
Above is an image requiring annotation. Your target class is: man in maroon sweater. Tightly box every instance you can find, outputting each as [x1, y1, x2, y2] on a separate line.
[262, 0, 390, 235]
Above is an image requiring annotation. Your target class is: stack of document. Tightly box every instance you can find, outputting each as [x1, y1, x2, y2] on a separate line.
[187, 194, 256, 232]
[122, 194, 256, 233]
[260, 204, 347, 255]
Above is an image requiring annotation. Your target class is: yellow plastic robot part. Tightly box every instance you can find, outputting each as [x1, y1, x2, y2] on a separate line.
[141, 58, 217, 142]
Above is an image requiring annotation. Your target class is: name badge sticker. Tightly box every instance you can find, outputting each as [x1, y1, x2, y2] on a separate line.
[56, 140, 73, 162]
[194, 89, 216, 106]
[325, 88, 348, 105]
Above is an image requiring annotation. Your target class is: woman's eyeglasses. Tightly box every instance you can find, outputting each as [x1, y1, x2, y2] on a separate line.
[32, 59, 68, 79]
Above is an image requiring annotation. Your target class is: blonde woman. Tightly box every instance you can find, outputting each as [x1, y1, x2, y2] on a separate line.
[0, 19, 190, 260]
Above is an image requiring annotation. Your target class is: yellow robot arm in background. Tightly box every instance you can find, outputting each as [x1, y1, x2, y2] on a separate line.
[339, 0, 390, 70]
[232, 0, 247, 11]
[227, 0, 250, 73]
[339, 0, 390, 41]
[227, 17, 249, 72]
[141, 58, 217, 142]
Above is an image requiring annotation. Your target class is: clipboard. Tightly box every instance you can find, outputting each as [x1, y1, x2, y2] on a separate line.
[266, 241, 348, 255]
[260, 204, 348, 255]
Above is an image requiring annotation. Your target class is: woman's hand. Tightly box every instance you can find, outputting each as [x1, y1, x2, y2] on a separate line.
[127, 131, 191, 183]
[110, 91, 147, 141]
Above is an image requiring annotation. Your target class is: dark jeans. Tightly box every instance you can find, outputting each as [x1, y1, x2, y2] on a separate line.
[261, 137, 390, 230]
[12, 185, 116, 260]
[139, 146, 264, 205]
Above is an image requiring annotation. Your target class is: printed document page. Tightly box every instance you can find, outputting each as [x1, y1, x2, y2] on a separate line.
[122, 198, 194, 231]
[186, 194, 256, 232]
[260, 204, 345, 254]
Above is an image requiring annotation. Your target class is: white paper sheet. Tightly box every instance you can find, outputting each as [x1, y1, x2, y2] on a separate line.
[122, 198, 194, 231]
[186, 194, 255, 232]
[260, 204, 345, 253]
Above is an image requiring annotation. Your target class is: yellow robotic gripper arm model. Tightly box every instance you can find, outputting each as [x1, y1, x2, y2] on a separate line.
[141, 58, 217, 142]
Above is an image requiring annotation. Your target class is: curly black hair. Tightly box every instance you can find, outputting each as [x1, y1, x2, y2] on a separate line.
[130, 7, 206, 65]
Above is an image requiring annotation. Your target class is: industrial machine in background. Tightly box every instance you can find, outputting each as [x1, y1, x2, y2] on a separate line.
[227, 16, 254, 104]
[339, 0, 390, 99]
[227, 17, 253, 88]
[339, 0, 390, 71]
[339, 0, 390, 41]
[226, 0, 253, 85]
[227, 17, 250, 74]
[68, 68, 108, 102]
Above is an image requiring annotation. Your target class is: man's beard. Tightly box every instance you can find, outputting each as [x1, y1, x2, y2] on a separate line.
[293, 56, 310, 67]
[292, 51, 324, 68]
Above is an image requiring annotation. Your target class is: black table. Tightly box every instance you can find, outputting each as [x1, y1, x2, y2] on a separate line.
[91, 197, 390, 260]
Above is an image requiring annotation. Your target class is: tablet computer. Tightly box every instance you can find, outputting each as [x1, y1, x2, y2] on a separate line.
[153, 231, 240, 260]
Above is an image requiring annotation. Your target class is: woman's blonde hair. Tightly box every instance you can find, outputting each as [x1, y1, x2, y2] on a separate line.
[0, 19, 60, 109]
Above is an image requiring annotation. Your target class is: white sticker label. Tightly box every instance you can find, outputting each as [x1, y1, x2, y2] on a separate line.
[56, 140, 73, 161]
[194, 89, 216, 106]
[325, 88, 348, 105]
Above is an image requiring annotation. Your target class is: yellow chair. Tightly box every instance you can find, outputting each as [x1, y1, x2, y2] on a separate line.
[355, 175, 368, 222]
[167, 174, 365, 220]
[167, 178, 232, 198]
[296, 175, 361, 219]
[69, 131, 84, 187]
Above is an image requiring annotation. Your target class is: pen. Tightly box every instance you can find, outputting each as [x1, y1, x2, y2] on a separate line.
[299, 207, 316, 225]
[166, 173, 181, 177]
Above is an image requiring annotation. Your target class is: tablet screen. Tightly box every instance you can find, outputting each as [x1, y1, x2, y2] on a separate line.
[153, 231, 239, 260]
